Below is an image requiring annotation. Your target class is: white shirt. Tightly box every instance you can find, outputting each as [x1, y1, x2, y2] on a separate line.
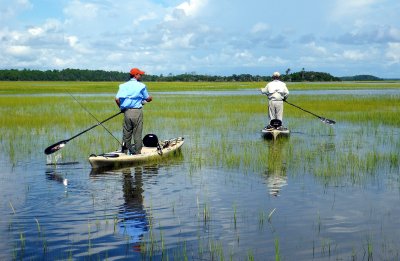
[261, 80, 289, 101]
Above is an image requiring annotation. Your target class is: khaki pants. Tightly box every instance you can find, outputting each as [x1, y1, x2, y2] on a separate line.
[268, 100, 284, 121]
[122, 108, 143, 154]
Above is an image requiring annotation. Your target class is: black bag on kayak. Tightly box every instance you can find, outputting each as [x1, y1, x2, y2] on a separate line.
[270, 119, 282, 128]
[143, 134, 159, 147]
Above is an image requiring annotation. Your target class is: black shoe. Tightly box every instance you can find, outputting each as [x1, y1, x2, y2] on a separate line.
[120, 142, 128, 153]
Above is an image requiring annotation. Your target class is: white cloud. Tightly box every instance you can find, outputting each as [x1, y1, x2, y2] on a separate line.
[257, 55, 287, 65]
[234, 50, 252, 60]
[65, 36, 78, 47]
[0, 0, 32, 20]
[386, 42, 400, 64]
[27, 27, 44, 36]
[164, 0, 208, 22]
[331, 0, 382, 20]
[63, 0, 99, 20]
[176, 0, 208, 17]
[53, 57, 70, 67]
[251, 23, 270, 34]
[7, 20, 67, 49]
[305, 42, 327, 55]
[27, 20, 61, 37]
[388, 27, 400, 40]
[342, 50, 367, 61]
[5, 45, 31, 57]
[160, 33, 195, 49]
[5, 30, 24, 42]
[333, 25, 400, 45]
[15, 0, 32, 8]
[133, 12, 158, 26]
[64, 35, 93, 54]
[106, 52, 124, 62]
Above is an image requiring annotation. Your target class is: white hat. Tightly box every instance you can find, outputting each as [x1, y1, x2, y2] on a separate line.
[273, 72, 280, 77]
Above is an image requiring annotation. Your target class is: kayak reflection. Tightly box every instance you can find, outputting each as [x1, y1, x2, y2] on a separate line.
[264, 139, 289, 197]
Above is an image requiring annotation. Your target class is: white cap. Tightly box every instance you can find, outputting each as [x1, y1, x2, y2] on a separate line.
[273, 72, 280, 77]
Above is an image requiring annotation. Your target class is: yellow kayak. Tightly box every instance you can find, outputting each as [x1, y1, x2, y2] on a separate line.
[261, 128, 290, 140]
[89, 137, 184, 169]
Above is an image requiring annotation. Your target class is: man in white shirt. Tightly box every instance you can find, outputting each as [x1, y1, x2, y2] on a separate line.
[260, 72, 289, 129]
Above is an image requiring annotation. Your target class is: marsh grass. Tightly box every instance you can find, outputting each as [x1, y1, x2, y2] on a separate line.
[274, 238, 280, 261]
[9, 201, 16, 215]
[1, 80, 399, 94]
[1, 82, 399, 181]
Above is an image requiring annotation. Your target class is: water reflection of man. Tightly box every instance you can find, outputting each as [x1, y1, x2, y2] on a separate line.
[118, 167, 150, 250]
[90, 165, 159, 251]
[265, 140, 288, 197]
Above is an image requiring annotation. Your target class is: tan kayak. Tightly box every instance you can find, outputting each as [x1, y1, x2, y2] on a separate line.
[89, 137, 184, 169]
[261, 128, 290, 140]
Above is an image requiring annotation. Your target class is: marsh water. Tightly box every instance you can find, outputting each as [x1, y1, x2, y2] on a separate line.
[1, 87, 399, 260]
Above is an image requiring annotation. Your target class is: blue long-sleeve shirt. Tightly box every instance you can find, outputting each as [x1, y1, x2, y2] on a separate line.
[116, 79, 150, 109]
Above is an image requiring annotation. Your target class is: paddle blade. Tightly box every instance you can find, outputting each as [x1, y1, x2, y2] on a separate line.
[320, 118, 336, 125]
[44, 140, 68, 155]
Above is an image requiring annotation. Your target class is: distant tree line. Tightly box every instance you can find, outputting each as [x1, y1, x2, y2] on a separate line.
[0, 69, 127, 81]
[144, 73, 270, 82]
[339, 75, 382, 81]
[0, 68, 380, 82]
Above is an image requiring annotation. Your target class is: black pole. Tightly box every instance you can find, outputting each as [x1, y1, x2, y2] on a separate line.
[284, 100, 336, 125]
[44, 111, 122, 155]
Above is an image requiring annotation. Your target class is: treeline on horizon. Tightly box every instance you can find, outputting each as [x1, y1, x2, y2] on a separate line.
[0, 68, 383, 82]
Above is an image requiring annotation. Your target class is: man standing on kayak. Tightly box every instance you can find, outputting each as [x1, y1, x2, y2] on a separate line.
[260, 71, 289, 129]
[115, 68, 153, 154]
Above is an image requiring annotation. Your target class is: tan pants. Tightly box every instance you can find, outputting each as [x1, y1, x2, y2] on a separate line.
[122, 108, 143, 154]
[268, 100, 284, 121]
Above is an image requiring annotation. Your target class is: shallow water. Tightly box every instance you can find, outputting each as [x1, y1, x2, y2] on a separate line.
[0, 90, 399, 260]
[157, 88, 400, 96]
[2, 88, 400, 97]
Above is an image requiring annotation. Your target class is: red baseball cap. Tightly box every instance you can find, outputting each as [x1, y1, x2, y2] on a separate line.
[130, 68, 145, 75]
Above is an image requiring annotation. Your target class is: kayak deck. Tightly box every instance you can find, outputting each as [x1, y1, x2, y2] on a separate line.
[89, 137, 184, 169]
[261, 128, 290, 140]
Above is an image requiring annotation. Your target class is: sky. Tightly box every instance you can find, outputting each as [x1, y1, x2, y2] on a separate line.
[1, 0, 400, 78]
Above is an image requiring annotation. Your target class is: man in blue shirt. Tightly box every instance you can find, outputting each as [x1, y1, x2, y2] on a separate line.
[115, 68, 153, 154]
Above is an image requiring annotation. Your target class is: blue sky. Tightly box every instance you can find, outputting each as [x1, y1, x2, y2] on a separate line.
[1, 0, 400, 78]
